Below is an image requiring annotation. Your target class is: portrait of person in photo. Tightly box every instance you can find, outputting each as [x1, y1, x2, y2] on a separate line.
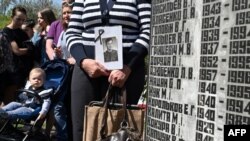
[103, 37, 118, 62]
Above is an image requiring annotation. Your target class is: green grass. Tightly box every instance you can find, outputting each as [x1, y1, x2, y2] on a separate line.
[0, 15, 10, 29]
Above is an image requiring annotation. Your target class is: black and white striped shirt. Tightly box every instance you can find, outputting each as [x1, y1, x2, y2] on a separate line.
[66, 0, 151, 70]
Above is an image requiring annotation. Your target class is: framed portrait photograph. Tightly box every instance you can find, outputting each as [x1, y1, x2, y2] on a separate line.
[94, 26, 123, 70]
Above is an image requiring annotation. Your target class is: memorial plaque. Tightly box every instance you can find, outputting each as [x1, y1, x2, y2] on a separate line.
[146, 0, 250, 140]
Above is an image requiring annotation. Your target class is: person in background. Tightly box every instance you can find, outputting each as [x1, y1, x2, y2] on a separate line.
[0, 30, 13, 107]
[46, 18, 63, 60]
[55, 1, 75, 65]
[45, 1, 74, 141]
[21, 19, 38, 66]
[2, 6, 34, 104]
[34, 8, 56, 65]
[46, 0, 74, 61]
[21, 19, 36, 40]
[66, 0, 151, 140]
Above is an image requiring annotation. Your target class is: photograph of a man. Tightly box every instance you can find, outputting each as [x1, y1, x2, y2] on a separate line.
[103, 37, 118, 62]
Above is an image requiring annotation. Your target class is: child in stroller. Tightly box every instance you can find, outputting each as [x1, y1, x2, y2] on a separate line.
[0, 59, 70, 141]
[0, 67, 52, 120]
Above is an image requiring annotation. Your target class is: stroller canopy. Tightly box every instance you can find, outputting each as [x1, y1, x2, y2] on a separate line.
[41, 59, 70, 100]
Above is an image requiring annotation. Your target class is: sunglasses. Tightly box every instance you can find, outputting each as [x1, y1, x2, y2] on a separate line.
[62, 1, 74, 7]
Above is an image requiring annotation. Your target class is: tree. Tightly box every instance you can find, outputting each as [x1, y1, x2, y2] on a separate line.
[0, 15, 10, 29]
[0, 0, 12, 15]
[11, 0, 53, 7]
[12, 0, 57, 18]
[3, 0, 60, 20]
[0, 0, 60, 29]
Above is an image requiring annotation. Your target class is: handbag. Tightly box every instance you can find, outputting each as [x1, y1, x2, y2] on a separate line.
[82, 86, 145, 141]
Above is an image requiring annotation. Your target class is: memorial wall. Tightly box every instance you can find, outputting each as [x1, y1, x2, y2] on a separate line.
[146, 0, 250, 140]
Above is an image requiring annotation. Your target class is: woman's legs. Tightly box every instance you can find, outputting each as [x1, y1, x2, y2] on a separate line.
[71, 65, 96, 141]
[126, 66, 145, 104]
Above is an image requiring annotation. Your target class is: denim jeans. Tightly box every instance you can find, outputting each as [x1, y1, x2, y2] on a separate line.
[53, 101, 68, 141]
[2, 102, 38, 120]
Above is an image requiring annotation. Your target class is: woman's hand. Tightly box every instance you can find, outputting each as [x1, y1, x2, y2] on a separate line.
[81, 59, 110, 78]
[54, 47, 62, 58]
[67, 57, 76, 65]
[108, 65, 131, 88]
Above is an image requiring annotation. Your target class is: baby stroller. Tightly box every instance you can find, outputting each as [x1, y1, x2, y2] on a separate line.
[0, 59, 70, 141]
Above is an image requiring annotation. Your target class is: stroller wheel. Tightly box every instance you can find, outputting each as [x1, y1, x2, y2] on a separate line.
[23, 131, 50, 141]
[0, 124, 24, 141]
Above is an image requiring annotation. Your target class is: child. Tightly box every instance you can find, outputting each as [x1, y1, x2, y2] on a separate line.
[0, 68, 53, 120]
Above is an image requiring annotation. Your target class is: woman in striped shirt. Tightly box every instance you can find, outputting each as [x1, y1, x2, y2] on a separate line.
[66, 0, 151, 140]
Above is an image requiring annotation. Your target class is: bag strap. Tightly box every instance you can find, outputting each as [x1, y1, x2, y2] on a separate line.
[99, 85, 113, 138]
[120, 87, 129, 127]
[99, 85, 129, 139]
